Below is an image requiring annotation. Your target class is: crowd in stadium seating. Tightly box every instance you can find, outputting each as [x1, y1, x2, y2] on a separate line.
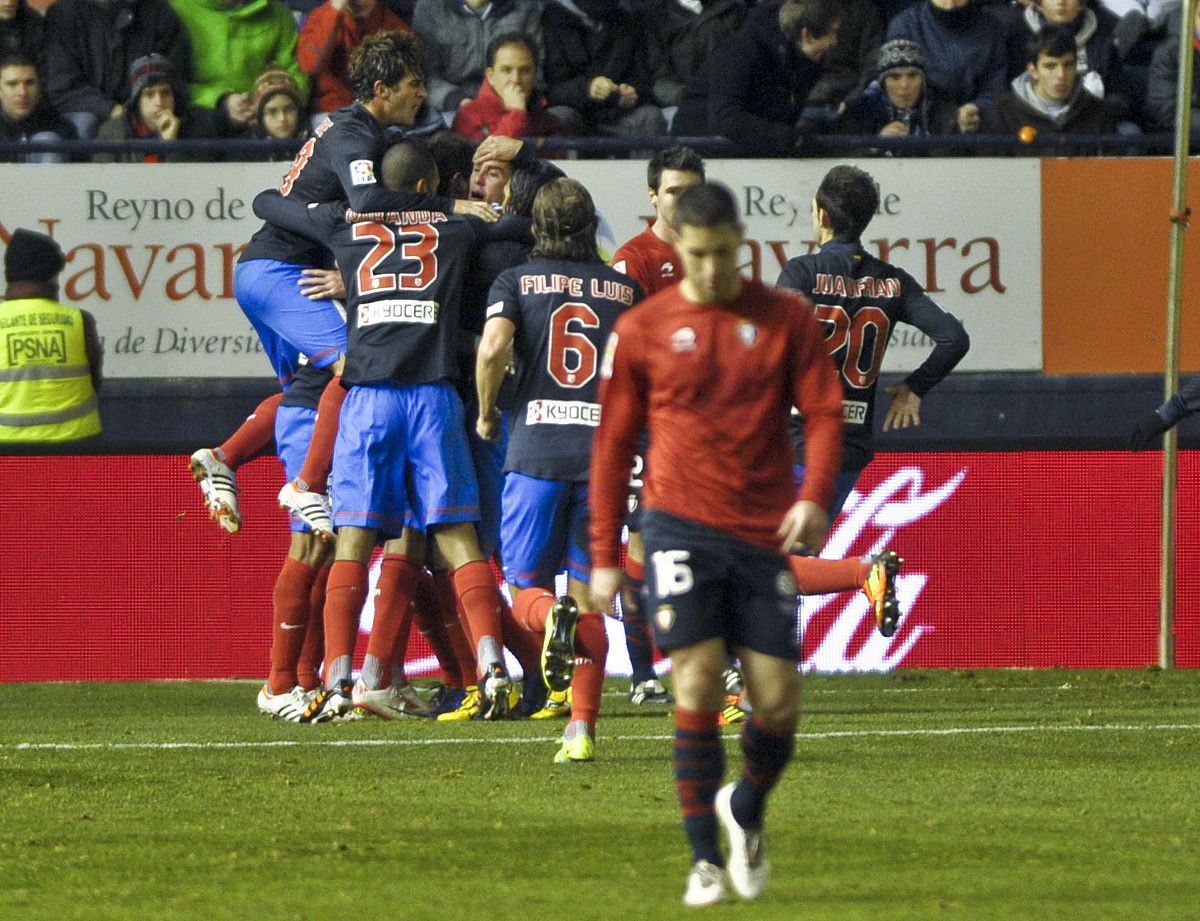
[0, 0, 1197, 162]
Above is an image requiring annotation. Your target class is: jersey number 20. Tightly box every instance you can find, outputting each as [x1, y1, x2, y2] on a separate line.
[814, 304, 891, 389]
[547, 302, 600, 388]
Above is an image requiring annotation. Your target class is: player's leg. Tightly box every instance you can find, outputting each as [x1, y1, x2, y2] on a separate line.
[296, 560, 329, 692]
[623, 452, 669, 704]
[641, 510, 731, 906]
[282, 355, 348, 531]
[409, 381, 513, 719]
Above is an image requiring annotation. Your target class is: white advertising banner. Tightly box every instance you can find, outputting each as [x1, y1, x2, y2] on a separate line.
[0, 157, 1040, 378]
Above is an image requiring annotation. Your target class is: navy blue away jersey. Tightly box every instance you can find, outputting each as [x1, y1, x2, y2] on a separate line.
[777, 239, 968, 470]
[488, 258, 642, 481]
[242, 105, 455, 268]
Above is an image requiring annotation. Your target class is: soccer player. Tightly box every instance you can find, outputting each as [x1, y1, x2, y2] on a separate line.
[776, 164, 969, 637]
[590, 182, 844, 905]
[253, 141, 521, 723]
[476, 177, 641, 762]
[197, 31, 496, 540]
[611, 145, 705, 706]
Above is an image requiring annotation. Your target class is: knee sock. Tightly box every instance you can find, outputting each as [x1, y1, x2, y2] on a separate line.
[361, 554, 421, 690]
[452, 560, 505, 675]
[268, 557, 319, 694]
[569, 612, 608, 731]
[322, 560, 367, 689]
[215, 391, 283, 468]
[512, 587, 554, 633]
[294, 376, 346, 494]
[297, 562, 330, 691]
[788, 555, 870, 595]
[674, 707, 725, 867]
[730, 714, 796, 831]
[622, 556, 655, 684]
[499, 597, 542, 679]
[413, 572, 462, 688]
[433, 569, 478, 684]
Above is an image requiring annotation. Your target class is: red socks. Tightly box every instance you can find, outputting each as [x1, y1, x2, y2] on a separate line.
[452, 560, 505, 671]
[215, 391, 283, 469]
[295, 375, 346, 493]
[434, 569, 478, 682]
[322, 560, 367, 687]
[512, 587, 555, 633]
[413, 572, 462, 688]
[788, 555, 870, 595]
[297, 562, 330, 691]
[364, 553, 422, 686]
[268, 557, 318, 694]
[570, 613, 608, 730]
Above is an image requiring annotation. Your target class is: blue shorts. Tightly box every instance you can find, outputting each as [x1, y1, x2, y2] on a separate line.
[500, 473, 590, 588]
[234, 259, 346, 386]
[275, 404, 318, 533]
[331, 380, 480, 537]
[641, 509, 798, 658]
[467, 406, 508, 560]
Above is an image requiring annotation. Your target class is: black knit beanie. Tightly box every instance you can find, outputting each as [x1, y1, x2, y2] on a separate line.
[5, 229, 66, 284]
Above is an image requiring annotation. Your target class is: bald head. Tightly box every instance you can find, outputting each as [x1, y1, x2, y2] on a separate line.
[381, 141, 438, 193]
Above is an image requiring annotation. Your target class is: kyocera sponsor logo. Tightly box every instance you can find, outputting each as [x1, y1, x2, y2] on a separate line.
[801, 466, 966, 673]
[357, 299, 438, 327]
[843, 400, 868, 423]
[526, 399, 600, 426]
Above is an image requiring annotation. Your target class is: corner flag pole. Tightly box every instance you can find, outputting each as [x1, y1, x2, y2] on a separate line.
[1160, 1, 1196, 669]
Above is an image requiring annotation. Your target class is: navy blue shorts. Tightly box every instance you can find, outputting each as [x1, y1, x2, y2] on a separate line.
[640, 509, 799, 659]
[500, 473, 589, 588]
[331, 380, 479, 537]
[275, 403, 317, 534]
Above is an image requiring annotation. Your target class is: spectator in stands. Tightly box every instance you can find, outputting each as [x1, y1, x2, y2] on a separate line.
[541, 0, 665, 136]
[1098, 0, 1178, 60]
[0, 53, 74, 162]
[983, 26, 1117, 146]
[452, 32, 562, 140]
[412, 0, 542, 118]
[644, 0, 747, 111]
[43, 0, 191, 139]
[1004, 0, 1132, 121]
[805, 0, 884, 116]
[93, 52, 226, 161]
[298, 0, 409, 122]
[0, 0, 46, 65]
[672, 0, 841, 154]
[886, 0, 1008, 133]
[1145, 4, 1199, 132]
[838, 38, 969, 138]
[169, 0, 307, 128]
[246, 66, 309, 154]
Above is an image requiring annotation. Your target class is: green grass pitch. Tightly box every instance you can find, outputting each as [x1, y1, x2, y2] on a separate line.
[1, 669, 1197, 920]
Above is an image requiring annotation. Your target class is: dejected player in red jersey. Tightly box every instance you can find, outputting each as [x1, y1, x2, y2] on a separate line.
[589, 182, 844, 907]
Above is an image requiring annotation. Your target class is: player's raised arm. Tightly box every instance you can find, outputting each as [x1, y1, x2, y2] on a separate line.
[252, 190, 344, 243]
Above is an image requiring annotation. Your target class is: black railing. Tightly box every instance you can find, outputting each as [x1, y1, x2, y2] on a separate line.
[0, 131, 1186, 161]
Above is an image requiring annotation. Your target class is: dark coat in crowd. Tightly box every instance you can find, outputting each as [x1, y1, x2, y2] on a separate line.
[982, 72, 1118, 148]
[838, 78, 961, 136]
[806, 0, 884, 107]
[643, 0, 748, 107]
[672, 0, 825, 153]
[43, 0, 191, 120]
[0, 0, 46, 64]
[886, 0, 1008, 107]
[0, 99, 76, 160]
[1145, 11, 1198, 131]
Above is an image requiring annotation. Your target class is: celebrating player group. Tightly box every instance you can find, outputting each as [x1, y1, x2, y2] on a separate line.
[184, 28, 969, 907]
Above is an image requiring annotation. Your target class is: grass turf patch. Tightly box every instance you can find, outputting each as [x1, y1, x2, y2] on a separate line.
[0, 669, 1196, 920]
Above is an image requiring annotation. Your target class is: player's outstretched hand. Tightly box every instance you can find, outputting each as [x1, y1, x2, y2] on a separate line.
[298, 268, 346, 301]
[777, 499, 829, 555]
[453, 198, 500, 222]
[883, 383, 921, 431]
[590, 566, 624, 617]
[473, 134, 522, 165]
[1130, 408, 1170, 450]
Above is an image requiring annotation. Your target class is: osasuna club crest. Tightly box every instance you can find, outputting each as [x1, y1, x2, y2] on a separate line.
[737, 320, 758, 347]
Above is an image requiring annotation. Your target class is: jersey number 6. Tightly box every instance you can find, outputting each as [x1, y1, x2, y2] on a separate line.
[547, 302, 600, 388]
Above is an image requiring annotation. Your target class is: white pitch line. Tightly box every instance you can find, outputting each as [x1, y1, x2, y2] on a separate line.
[6, 722, 1199, 753]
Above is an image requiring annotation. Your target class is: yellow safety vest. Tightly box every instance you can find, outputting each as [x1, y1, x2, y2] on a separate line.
[0, 296, 101, 442]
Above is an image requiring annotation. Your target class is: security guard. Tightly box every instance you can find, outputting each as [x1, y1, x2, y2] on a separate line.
[0, 229, 102, 442]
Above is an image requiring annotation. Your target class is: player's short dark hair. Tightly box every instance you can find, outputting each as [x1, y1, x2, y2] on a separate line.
[673, 182, 739, 231]
[1026, 26, 1078, 67]
[531, 177, 602, 263]
[815, 165, 879, 241]
[486, 31, 539, 68]
[647, 145, 705, 193]
[427, 130, 474, 197]
[779, 0, 840, 42]
[381, 141, 438, 192]
[508, 159, 566, 218]
[349, 31, 425, 103]
[0, 52, 37, 73]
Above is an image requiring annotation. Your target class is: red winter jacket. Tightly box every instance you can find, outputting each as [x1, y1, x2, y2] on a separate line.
[451, 77, 563, 140]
